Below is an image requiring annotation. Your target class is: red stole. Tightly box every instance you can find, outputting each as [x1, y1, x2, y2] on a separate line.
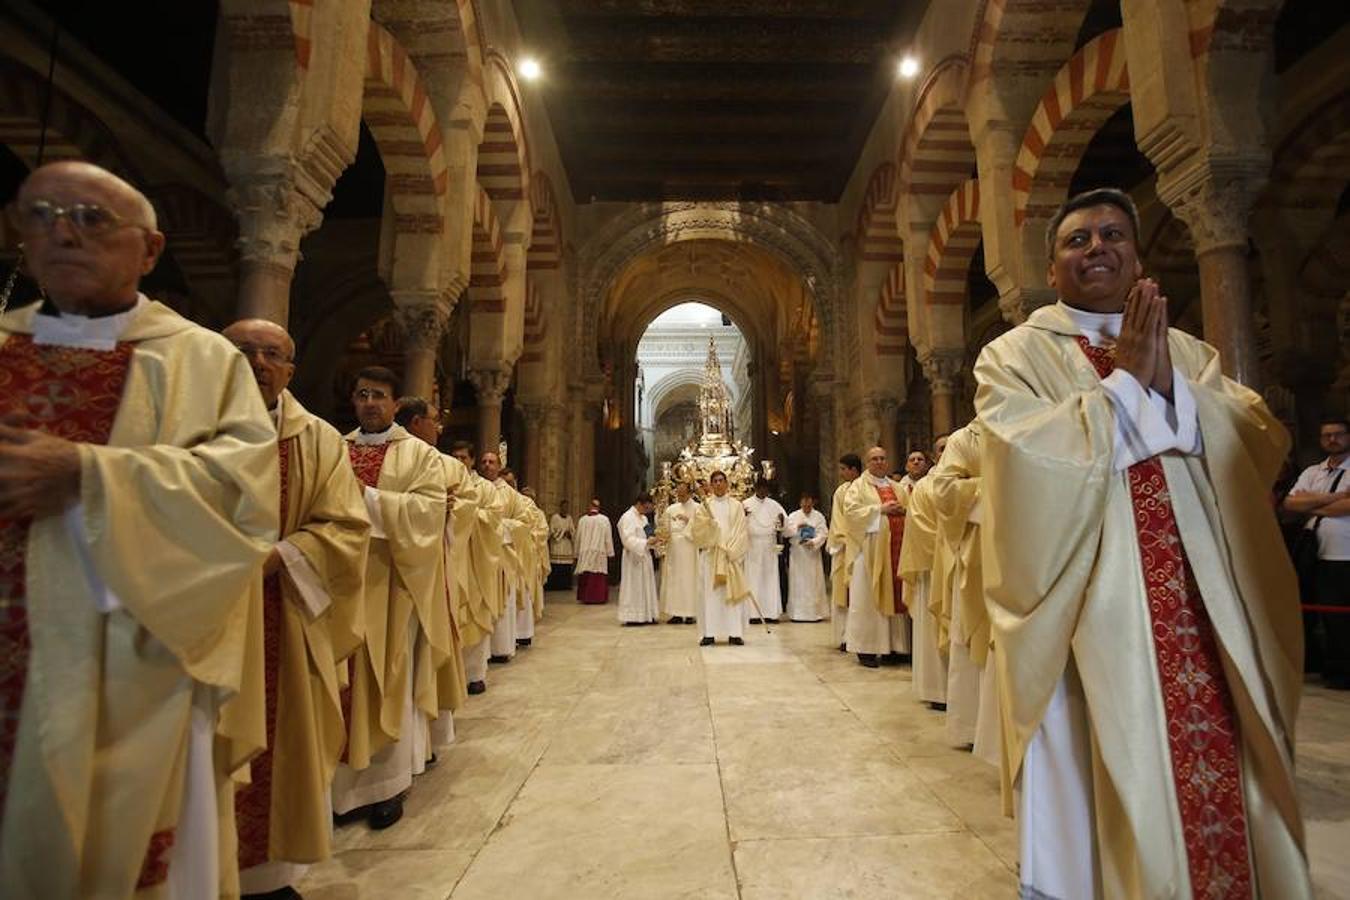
[0, 336, 162, 879]
[235, 438, 292, 868]
[1077, 338, 1252, 899]
[873, 480, 906, 614]
[348, 441, 391, 489]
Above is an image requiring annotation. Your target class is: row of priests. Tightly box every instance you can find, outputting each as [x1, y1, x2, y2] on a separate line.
[823, 186, 1315, 898]
[0, 161, 553, 900]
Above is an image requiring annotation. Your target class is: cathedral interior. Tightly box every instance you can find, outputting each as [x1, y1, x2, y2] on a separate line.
[5, 2, 1350, 898]
[5, 0, 1346, 514]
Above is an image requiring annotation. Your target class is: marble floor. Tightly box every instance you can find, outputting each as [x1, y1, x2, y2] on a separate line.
[301, 593, 1350, 899]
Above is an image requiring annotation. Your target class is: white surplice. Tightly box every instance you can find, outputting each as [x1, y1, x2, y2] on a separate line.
[909, 571, 946, 704]
[574, 512, 615, 574]
[659, 499, 700, 618]
[742, 496, 786, 620]
[785, 508, 829, 621]
[700, 495, 746, 641]
[617, 507, 660, 623]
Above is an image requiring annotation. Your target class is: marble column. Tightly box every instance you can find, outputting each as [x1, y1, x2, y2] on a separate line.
[1160, 166, 1264, 388]
[468, 366, 511, 456]
[518, 402, 545, 490]
[394, 294, 450, 402]
[227, 171, 324, 325]
[813, 379, 837, 497]
[922, 350, 965, 438]
[538, 402, 568, 513]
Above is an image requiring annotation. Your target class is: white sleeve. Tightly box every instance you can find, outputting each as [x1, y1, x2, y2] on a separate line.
[276, 539, 333, 618]
[865, 509, 881, 535]
[1100, 368, 1201, 472]
[65, 503, 123, 612]
[1288, 466, 1317, 495]
[363, 485, 387, 539]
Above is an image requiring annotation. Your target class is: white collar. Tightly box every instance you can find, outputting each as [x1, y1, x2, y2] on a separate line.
[32, 294, 147, 350]
[353, 425, 395, 445]
[867, 473, 890, 486]
[1057, 300, 1122, 348]
[1324, 457, 1350, 472]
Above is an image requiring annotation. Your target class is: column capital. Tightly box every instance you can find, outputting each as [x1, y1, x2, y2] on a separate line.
[468, 366, 512, 405]
[860, 391, 900, 418]
[998, 286, 1057, 325]
[226, 168, 324, 273]
[920, 348, 965, 394]
[1157, 160, 1266, 256]
[393, 294, 452, 354]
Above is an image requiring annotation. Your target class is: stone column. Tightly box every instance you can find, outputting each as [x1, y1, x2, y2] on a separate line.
[468, 366, 511, 455]
[813, 379, 837, 496]
[227, 170, 325, 325]
[394, 294, 450, 401]
[538, 402, 568, 513]
[876, 394, 901, 462]
[518, 402, 545, 490]
[571, 400, 602, 514]
[1159, 165, 1265, 388]
[922, 350, 965, 438]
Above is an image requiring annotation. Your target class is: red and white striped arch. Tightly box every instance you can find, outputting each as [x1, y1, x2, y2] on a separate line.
[923, 179, 983, 306]
[856, 162, 902, 263]
[470, 184, 505, 312]
[527, 172, 561, 270]
[364, 20, 448, 230]
[873, 263, 908, 357]
[520, 276, 545, 364]
[898, 58, 975, 222]
[1012, 29, 1131, 227]
[476, 54, 531, 206]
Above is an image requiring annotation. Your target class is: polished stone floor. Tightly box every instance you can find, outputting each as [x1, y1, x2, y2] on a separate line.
[302, 593, 1350, 899]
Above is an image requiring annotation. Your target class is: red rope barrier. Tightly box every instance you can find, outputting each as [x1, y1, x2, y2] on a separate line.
[1302, 604, 1350, 614]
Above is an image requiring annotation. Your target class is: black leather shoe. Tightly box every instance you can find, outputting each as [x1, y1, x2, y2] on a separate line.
[838, 642, 847, 652]
[882, 652, 911, 666]
[685, 618, 696, 625]
[766, 618, 779, 624]
[369, 794, 404, 830]
[668, 616, 684, 625]
[517, 638, 532, 647]
[243, 887, 303, 900]
[699, 637, 715, 646]
[749, 617, 762, 625]
[929, 702, 948, 712]
[467, 680, 486, 695]
[857, 653, 880, 668]
[489, 654, 511, 664]
[729, 636, 745, 646]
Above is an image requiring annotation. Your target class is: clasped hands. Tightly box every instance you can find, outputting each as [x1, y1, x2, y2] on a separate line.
[1113, 278, 1174, 400]
[0, 415, 83, 520]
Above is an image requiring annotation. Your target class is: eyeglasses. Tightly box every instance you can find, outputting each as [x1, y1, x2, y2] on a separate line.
[233, 343, 292, 365]
[9, 199, 150, 238]
[354, 388, 391, 401]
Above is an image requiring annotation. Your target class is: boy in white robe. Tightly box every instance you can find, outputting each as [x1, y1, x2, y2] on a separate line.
[617, 493, 660, 625]
[785, 492, 829, 622]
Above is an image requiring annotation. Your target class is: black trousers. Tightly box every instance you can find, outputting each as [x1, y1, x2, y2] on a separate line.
[546, 562, 574, 591]
[1315, 559, 1350, 682]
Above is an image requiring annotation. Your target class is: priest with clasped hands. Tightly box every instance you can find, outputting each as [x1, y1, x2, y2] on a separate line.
[975, 187, 1312, 899]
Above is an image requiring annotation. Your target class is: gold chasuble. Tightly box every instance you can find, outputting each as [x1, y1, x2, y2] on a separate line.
[342, 427, 448, 767]
[491, 480, 533, 605]
[897, 476, 939, 638]
[839, 476, 905, 617]
[925, 426, 986, 665]
[975, 304, 1310, 899]
[826, 480, 852, 611]
[691, 497, 751, 604]
[450, 469, 504, 648]
[226, 390, 370, 873]
[0, 300, 277, 899]
[525, 499, 551, 616]
[434, 454, 474, 713]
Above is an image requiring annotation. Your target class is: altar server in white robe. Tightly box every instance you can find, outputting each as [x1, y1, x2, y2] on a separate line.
[658, 481, 701, 624]
[840, 446, 911, 667]
[827, 454, 863, 649]
[899, 459, 946, 706]
[617, 492, 660, 625]
[786, 491, 829, 622]
[693, 471, 752, 645]
[574, 499, 615, 605]
[742, 480, 787, 623]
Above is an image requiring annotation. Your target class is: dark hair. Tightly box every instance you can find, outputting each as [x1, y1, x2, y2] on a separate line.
[838, 453, 863, 473]
[800, 489, 817, 500]
[450, 439, 475, 457]
[355, 365, 399, 394]
[709, 470, 728, 482]
[635, 491, 654, 504]
[1046, 188, 1140, 259]
[394, 395, 430, 426]
[1320, 416, 1350, 432]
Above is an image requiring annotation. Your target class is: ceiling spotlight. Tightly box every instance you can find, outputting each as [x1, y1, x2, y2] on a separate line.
[898, 56, 920, 79]
[519, 58, 542, 81]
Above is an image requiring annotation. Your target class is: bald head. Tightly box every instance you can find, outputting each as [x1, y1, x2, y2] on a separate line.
[14, 161, 164, 315]
[223, 318, 296, 409]
[865, 445, 888, 478]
